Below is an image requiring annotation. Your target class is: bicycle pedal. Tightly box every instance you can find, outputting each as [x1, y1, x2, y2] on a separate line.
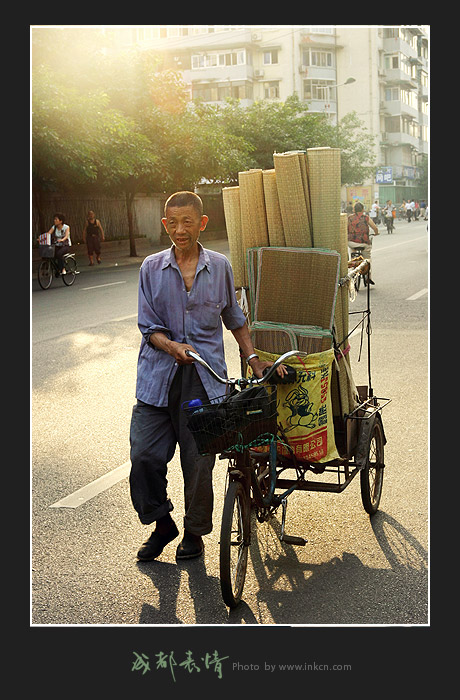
[279, 534, 307, 546]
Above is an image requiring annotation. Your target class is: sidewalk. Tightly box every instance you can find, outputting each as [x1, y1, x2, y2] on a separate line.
[32, 235, 231, 276]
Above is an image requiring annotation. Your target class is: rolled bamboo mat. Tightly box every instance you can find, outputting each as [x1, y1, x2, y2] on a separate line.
[238, 169, 269, 251]
[296, 327, 333, 353]
[291, 151, 313, 242]
[254, 247, 340, 330]
[222, 186, 247, 288]
[249, 320, 333, 355]
[306, 147, 342, 251]
[262, 169, 285, 246]
[273, 152, 312, 247]
[249, 322, 296, 355]
[246, 246, 265, 323]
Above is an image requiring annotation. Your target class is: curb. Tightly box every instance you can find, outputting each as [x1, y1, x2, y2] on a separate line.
[32, 236, 231, 277]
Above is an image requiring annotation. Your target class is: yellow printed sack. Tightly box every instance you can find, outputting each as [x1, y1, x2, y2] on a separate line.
[251, 348, 340, 463]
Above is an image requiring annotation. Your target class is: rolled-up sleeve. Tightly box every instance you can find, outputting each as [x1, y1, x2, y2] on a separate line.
[221, 258, 247, 330]
[138, 262, 171, 346]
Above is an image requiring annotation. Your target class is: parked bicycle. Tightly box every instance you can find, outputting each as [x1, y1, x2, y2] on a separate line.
[37, 244, 79, 290]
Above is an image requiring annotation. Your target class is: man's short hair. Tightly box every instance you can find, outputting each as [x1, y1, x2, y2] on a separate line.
[164, 191, 203, 217]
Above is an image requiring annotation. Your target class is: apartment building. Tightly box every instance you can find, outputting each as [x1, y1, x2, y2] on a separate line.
[114, 25, 429, 203]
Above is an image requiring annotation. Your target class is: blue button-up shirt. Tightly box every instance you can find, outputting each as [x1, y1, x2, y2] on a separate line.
[135, 243, 247, 406]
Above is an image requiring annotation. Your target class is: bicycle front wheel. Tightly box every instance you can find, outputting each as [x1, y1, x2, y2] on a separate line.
[38, 260, 53, 290]
[220, 480, 250, 608]
[62, 257, 77, 286]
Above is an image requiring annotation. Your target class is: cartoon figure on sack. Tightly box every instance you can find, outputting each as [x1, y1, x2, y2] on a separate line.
[283, 385, 318, 430]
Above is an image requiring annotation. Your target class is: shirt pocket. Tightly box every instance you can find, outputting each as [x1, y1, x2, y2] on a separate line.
[200, 300, 224, 330]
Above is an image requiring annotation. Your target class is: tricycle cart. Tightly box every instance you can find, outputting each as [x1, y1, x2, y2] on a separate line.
[184, 257, 390, 608]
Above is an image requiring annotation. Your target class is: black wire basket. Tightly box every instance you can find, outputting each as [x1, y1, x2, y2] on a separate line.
[184, 384, 277, 455]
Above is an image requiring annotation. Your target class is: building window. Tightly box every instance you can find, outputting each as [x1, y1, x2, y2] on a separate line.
[385, 116, 401, 133]
[385, 87, 399, 101]
[385, 53, 400, 70]
[303, 79, 336, 101]
[192, 85, 219, 101]
[263, 81, 280, 99]
[192, 82, 253, 101]
[304, 26, 334, 35]
[192, 49, 247, 70]
[302, 49, 333, 67]
[263, 50, 278, 65]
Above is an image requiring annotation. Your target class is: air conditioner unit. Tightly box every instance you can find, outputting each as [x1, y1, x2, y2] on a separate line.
[252, 33, 262, 41]
[254, 69, 265, 78]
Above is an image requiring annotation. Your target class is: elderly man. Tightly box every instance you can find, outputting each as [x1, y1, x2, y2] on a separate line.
[129, 191, 278, 562]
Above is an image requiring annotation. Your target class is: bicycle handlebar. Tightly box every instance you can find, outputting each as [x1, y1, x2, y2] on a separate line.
[184, 349, 308, 386]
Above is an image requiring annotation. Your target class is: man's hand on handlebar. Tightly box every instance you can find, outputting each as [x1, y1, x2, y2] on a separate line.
[249, 357, 288, 380]
[167, 341, 198, 365]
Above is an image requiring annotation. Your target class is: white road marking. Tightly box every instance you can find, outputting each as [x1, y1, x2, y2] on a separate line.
[372, 235, 427, 253]
[80, 281, 127, 291]
[406, 288, 428, 301]
[49, 461, 131, 509]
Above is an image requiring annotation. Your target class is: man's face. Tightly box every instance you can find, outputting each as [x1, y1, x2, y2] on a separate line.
[161, 205, 208, 253]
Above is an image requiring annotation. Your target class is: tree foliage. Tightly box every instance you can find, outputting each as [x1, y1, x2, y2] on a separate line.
[32, 27, 376, 250]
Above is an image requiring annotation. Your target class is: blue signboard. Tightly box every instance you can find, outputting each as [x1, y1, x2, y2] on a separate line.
[375, 167, 393, 184]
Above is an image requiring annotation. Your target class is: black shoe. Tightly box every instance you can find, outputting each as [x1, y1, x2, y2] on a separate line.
[176, 531, 204, 560]
[137, 522, 179, 561]
[368, 278, 375, 285]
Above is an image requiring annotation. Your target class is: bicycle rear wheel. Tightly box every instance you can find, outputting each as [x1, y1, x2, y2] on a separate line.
[220, 480, 250, 608]
[38, 260, 53, 290]
[62, 256, 77, 286]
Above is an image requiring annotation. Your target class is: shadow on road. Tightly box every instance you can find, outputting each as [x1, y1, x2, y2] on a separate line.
[135, 509, 427, 626]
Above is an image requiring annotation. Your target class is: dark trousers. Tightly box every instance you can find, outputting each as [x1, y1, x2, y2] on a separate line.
[86, 235, 101, 256]
[129, 365, 215, 535]
[55, 243, 70, 271]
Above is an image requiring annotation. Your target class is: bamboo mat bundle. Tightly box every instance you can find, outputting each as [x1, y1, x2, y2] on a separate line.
[294, 326, 333, 353]
[306, 147, 342, 251]
[222, 147, 359, 421]
[253, 247, 340, 330]
[246, 246, 262, 322]
[249, 321, 296, 355]
[262, 169, 285, 247]
[249, 320, 333, 356]
[222, 186, 247, 288]
[305, 148, 356, 417]
[273, 152, 312, 247]
[293, 150, 313, 240]
[238, 169, 269, 251]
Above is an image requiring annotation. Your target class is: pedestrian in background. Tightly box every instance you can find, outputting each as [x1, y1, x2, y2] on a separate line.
[370, 200, 380, 225]
[83, 210, 105, 265]
[406, 199, 415, 223]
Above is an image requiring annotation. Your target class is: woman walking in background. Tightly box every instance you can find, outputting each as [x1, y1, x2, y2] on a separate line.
[83, 210, 105, 265]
